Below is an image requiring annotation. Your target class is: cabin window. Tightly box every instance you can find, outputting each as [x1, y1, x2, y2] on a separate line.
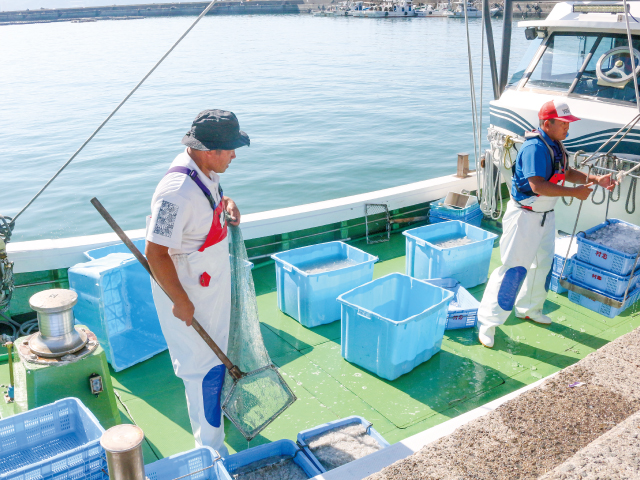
[526, 33, 594, 91]
[573, 33, 640, 103]
[507, 38, 543, 87]
[524, 32, 640, 104]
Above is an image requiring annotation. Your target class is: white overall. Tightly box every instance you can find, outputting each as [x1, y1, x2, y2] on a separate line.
[477, 199, 556, 328]
[150, 167, 231, 454]
[477, 132, 565, 329]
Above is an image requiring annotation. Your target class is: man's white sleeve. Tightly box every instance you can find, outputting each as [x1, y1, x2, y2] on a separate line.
[146, 193, 188, 249]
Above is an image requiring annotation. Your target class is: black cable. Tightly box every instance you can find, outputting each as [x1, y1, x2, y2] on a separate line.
[610, 181, 622, 202]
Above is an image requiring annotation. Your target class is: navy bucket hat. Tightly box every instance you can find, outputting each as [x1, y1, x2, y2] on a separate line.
[182, 109, 250, 151]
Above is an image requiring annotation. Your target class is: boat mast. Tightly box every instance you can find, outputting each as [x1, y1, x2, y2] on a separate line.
[498, 0, 513, 94]
[482, 0, 500, 99]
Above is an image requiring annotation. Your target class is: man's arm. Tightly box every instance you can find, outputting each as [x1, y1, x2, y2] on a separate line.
[146, 241, 195, 326]
[566, 168, 616, 191]
[223, 196, 241, 226]
[528, 176, 594, 200]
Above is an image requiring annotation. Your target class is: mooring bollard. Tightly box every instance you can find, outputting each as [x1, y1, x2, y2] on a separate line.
[100, 424, 146, 480]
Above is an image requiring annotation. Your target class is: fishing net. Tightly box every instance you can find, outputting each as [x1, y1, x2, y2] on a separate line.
[222, 225, 296, 441]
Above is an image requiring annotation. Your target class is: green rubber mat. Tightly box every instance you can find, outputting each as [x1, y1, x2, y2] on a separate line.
[301, 342, 505, 428]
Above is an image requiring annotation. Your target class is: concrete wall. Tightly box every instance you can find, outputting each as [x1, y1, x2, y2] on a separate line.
[0, 1, 303, 23]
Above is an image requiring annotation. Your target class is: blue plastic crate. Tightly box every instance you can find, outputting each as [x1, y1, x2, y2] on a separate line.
[403, 221, 498, 289]
[549, 273, 566, 294]
[576, 219, 640, 276]
[429, 210, 483, 227]
[296, 416, 390, 473]
[429, 197, 480, 219]
[553, 236, 577, 275]
[423, 278, 479, 329]
[571, 256, 640, 297]
[145, 447, 230, 480]
[3, 445, 106, 480]
[0, 398, 105, 479]
[271, 241, 378, 328]
[567, 278, 640, 318]
[223, 440, 321, 479]
[337, 273, 453, 380]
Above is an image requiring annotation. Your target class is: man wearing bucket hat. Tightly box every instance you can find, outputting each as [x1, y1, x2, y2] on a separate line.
[146, 109, 250, 454]
[477, 100, 616, 348]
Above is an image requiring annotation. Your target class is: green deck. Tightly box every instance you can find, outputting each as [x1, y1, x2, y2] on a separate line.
[3, 227, 640, 465]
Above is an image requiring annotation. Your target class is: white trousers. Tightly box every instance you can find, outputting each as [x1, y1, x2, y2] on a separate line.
[151, 238, 231, 453]
[477, 200, 556, 328]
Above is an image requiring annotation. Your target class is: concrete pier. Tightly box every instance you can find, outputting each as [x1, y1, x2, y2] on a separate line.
[0, 1, 304, 25]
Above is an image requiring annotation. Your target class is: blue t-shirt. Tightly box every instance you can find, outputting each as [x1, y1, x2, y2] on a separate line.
[511, 129, 563, 202]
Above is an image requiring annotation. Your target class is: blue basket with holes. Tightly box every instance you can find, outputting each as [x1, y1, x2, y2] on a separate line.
[549, 273, 567, 294]
[571, 256, 640, 297]
[0, 398, 105, 479]
[145, 447, 230, 480]
[223, 439, 321, 479]
[576, 219, 640, 276]
[296, 416, 390, 473]
[567, 278, 640, 318]
[423, 278, 479, 329]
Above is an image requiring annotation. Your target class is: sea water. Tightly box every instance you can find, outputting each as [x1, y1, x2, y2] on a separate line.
[0, 17, 529, 243]
[307, 424, 382, 471]
[299, 258, 359, 274]
[232, 455, 308, 480]
[585, 222, 640, 255]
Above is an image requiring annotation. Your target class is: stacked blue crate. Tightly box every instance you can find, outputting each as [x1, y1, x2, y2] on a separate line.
[428, 197, 482, 227]
[550, 236, 578, 294]
[567, 220, 640, 317]
[0, 398, 105, 480]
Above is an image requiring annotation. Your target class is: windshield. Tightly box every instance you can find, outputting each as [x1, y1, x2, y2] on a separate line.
[507, 38, 543, 87]
[524, 32, 640, 103]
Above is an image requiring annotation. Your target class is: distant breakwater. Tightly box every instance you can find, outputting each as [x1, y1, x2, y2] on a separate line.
[0, 1, 304, 25]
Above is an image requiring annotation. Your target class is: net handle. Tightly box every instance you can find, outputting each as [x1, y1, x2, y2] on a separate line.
[90, 197, 243, 380]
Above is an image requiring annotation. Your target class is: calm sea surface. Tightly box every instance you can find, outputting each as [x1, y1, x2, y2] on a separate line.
[0, 15, 529, 242]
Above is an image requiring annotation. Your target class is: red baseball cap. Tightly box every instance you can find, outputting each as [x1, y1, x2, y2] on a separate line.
[538, 99, 580, 122]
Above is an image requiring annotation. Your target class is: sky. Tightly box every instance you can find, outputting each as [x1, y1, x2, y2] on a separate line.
[0, 0, 175, 11]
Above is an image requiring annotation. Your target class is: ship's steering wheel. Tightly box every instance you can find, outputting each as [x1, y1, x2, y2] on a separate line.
[596, 46, 640, 85]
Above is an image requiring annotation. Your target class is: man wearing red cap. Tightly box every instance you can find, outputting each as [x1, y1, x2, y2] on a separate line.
[477, 99, 616, 348]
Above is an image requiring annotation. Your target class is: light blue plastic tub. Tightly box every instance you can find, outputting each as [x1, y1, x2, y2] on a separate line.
[145, 447, 231, 480]
[403, 221, 497, 289]
[576, 219, 640, 275]
[74, 242, 252, 372]
[271, 241, 378, 328]
[567, 277, 640, 318]
[223, 440, 321, 479]
[69, 253, 167, 372]
[296, 416, 390, 473]
[423, 278, 479, 329]
[0, 398, 105, 479]
[338, 273, 453, 380]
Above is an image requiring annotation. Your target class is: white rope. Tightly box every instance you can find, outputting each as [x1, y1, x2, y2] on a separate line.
[10, 0, 218, 227]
